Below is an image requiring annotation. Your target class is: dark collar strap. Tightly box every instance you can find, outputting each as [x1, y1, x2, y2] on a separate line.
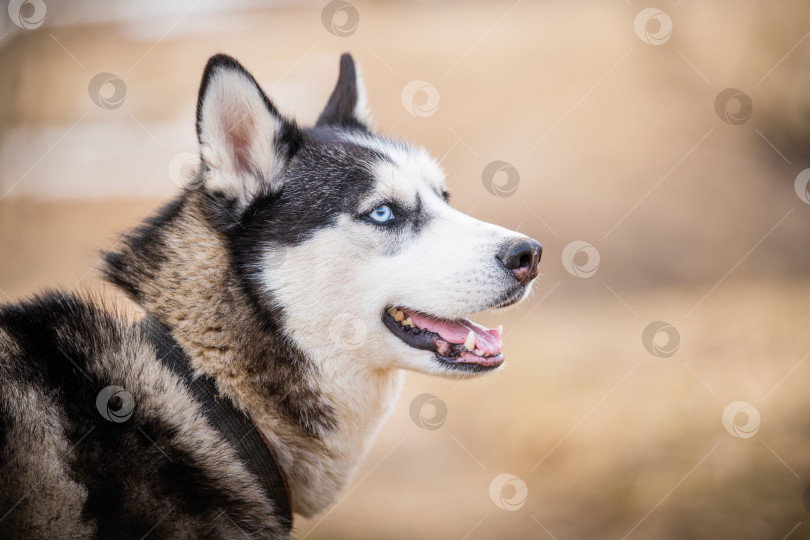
[139, 314, 293, 531]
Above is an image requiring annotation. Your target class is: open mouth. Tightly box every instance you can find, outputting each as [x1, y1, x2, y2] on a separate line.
[382, 306, 504, 372]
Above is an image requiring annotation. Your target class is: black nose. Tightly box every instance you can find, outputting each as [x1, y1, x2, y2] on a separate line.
[497, 238, 542, 286]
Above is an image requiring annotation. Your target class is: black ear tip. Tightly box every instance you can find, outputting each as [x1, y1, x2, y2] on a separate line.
[198, 54, 242, 126]
[316, 52, 368, 129]
[198, 54, 254, 105]
[203, 54, 246, 76]
[339, 53, 355, 72]
[196, 53, 270, 141]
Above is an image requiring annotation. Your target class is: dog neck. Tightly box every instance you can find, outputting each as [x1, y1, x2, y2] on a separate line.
[103, 191, 403, 517]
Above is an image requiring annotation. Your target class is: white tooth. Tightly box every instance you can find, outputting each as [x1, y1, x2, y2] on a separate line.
[394, 311, 405, 322]
[403, 317, 413, 328]
[474, 349, 485, 356]
[463, 331, 475, 351]
[497, 325, 503, 334]
[387, 307, 398, 317]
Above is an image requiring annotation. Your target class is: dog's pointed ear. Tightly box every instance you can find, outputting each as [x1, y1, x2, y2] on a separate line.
[196, 54, 301, 203]
[316, 53, 371, 130]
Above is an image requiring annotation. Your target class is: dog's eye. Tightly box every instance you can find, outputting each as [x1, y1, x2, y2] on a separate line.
[368, 204, 395, 223]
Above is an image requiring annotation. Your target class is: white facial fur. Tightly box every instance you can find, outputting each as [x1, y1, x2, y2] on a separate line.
[261, 135, 534, 379]
[195, 58, 536, 380]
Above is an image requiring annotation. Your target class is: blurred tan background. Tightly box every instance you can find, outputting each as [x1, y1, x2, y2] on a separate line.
[2, 1, 810, 538]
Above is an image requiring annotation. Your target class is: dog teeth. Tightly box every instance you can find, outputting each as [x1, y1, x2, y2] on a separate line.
[496, 325, 503, 334]
[402, 317, 413, 328]
[463, 331, 475, 351]
[394, 310, 405, 322]
[474, 349, 485, 356]
[387, 307, 398, 317]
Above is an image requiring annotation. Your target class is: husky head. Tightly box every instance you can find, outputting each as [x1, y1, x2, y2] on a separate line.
[195, 54, 541, 378]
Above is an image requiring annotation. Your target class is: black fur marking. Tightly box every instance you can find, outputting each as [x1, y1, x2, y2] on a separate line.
[316, 53, 367, 131]
[0, 292, 282, 537]
[102, 190, 338, 438]
[215, 131, 386, 248]
[210, 134, 388, 353]
[409, 194, 427, 234]
[102, 196, 186, 302]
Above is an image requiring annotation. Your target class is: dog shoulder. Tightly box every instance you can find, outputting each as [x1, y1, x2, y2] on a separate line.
[0, 292, 290, 538]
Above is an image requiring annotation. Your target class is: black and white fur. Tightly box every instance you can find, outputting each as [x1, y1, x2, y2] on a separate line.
[0, 53, 541, 538]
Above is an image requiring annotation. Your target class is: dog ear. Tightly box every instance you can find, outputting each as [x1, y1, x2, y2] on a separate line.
[316, 53, 371, 130]
[196, 54, 301, 203]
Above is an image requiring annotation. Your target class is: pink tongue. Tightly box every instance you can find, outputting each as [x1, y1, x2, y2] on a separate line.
[406, 311, 503, 355]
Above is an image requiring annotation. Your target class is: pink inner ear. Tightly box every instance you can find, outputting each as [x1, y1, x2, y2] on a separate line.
[220, 103, 257, 179]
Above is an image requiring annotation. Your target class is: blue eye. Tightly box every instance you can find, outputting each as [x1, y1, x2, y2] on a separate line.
[369, 204, 395, 223]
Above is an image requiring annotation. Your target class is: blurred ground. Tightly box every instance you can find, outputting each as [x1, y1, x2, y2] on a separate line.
[2, 1, 810, 538]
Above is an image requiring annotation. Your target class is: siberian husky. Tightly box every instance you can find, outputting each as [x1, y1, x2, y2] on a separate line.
[0, 53, 541, 538]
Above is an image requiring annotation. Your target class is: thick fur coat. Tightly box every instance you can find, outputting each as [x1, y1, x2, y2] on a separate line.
[0, 53, 541, 538]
